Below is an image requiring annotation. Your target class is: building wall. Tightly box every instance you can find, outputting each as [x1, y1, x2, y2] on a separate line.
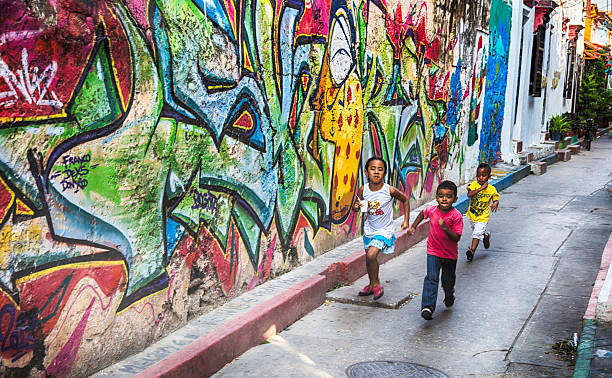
[515, 6, 539, 148]
[545, 10, 572, 119]
[0, 0, 571, 375]
[512, 3, 584, 148]
[591, 20, 609, 46]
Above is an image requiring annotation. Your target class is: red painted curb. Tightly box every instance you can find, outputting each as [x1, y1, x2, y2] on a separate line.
[136, 275, 327, 377]
[318, 261, 344, 290]
[584, 233, 612, 320]
[339, 249, 366, 284]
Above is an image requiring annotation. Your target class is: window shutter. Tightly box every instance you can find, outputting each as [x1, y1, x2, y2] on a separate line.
[564, 43, 575, 99]
[529, 26, 545, 97]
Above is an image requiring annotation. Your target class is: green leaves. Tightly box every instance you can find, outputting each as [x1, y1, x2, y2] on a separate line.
[577, 57, 612, 122]
[548, 114, 571, 134]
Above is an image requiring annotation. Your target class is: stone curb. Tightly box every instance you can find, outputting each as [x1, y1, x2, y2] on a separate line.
[584, 234, 612, 320]
[573, 319, 596, 378]
[105, 159, 542, 377]
[595, 234, 612, 320]
[573, 233, 612, 378]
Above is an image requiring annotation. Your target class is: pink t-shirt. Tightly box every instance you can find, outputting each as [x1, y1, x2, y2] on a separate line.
[423, 205, 463, 260]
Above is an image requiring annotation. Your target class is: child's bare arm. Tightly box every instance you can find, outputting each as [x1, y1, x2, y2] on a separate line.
[438, 218, 461, 242]
[467, 182, 488, 198]
[352, 186, 365, 212]
[408, 210, 424, 235]
[390, 186, 410, 229]
[491, 199, 499, 212]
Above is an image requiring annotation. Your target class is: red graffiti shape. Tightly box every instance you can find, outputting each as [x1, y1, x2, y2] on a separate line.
[0, 0, 132, 120]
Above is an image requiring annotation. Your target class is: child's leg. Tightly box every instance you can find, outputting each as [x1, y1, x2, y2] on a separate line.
[468, 222, 486, 258]
[365, 246, 381, 287]
[466, 221, 474, 261]
[441, 258, 457, 306]
[470, 237, 480, 252]
[483, 223, 490, 249]
[421, 254, 442, 312]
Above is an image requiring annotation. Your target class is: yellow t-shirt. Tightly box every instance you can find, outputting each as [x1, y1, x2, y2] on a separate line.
[467, 181, 500, 223]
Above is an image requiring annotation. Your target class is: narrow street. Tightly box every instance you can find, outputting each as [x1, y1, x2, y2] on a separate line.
[215, 135, 612, 377]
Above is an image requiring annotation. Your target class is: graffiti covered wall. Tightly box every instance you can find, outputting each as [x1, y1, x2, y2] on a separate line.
[480, 0, 512, 165]
[0, 0, 497, 375]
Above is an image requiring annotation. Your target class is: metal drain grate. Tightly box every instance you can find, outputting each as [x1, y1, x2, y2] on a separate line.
[327, 292, 417, 309]
[346, 360, 449, 378]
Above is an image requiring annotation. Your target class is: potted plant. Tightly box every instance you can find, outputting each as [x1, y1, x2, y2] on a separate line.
[563, 112, 579, 137]
[549, 114, 571, 140]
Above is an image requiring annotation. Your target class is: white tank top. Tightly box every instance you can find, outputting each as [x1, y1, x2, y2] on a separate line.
[363, 183, 395, 239]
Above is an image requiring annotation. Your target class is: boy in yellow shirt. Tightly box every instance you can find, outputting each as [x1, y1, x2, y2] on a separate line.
[465, 163, 500, 261]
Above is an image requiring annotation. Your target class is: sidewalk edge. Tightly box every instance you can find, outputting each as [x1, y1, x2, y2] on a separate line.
[574, 233, 612, 377]
[584, 234, 612, 320]
[573, 319, 596, 378]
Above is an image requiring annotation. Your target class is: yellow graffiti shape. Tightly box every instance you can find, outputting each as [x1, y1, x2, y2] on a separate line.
[312, 57, 364, 221]
[0, 176, 15, 225]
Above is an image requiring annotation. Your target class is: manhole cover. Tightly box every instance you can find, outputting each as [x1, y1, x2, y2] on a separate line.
[346, 361, 449, 378]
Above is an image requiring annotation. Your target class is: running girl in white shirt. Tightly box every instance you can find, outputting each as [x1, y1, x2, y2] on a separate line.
[352, 157, 410, 300]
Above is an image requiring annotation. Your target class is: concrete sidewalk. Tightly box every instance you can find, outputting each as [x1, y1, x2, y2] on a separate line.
[94, 132, 609, 377]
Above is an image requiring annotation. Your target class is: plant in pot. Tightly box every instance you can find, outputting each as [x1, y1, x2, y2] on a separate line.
[562, 112, 579, 136]
[549, 114, 571, 141]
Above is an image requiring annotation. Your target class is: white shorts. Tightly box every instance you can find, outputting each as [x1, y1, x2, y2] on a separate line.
[469, 220, 489, 240]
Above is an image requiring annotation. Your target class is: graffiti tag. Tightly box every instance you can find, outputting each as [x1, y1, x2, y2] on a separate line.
[0, 304, 37, 363]
[0, 48, 63, 109]
[190, 189, 219, 214]
[50, 153, 98, 193]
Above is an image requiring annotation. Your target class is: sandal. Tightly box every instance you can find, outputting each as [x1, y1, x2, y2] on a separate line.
[373, 285, 384, 300]
[358, 285, 374, 296]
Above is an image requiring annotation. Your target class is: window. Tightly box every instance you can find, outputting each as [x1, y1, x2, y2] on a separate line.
[529, 25, 546, 97]
[564, 42, 575, 99]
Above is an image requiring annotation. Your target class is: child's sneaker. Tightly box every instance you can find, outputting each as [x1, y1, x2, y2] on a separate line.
[483, 232, 490, 249]
[373, 285, 384, 300]
[421, 307, 433, 320]
[466, 249, 474, 261]
[358, 285, 374, 296]
[444, 295, 455, 307]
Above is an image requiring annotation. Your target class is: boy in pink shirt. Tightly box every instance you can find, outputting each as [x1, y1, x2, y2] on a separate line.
[408, 180, 463, 320]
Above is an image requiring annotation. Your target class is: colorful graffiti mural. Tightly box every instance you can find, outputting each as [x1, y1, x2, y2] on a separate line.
[480, 0, 512, 164]
[0, 0, 494, 374]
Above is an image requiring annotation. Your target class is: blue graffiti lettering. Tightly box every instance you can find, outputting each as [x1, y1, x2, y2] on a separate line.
[190, 189, 220, 214]
[0, 304, 37, 362]
[50, 153, 98, 194]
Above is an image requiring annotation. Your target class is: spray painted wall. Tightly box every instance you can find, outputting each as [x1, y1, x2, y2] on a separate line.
[480, 0, 511, 165]
[0, 0, 506, 375]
